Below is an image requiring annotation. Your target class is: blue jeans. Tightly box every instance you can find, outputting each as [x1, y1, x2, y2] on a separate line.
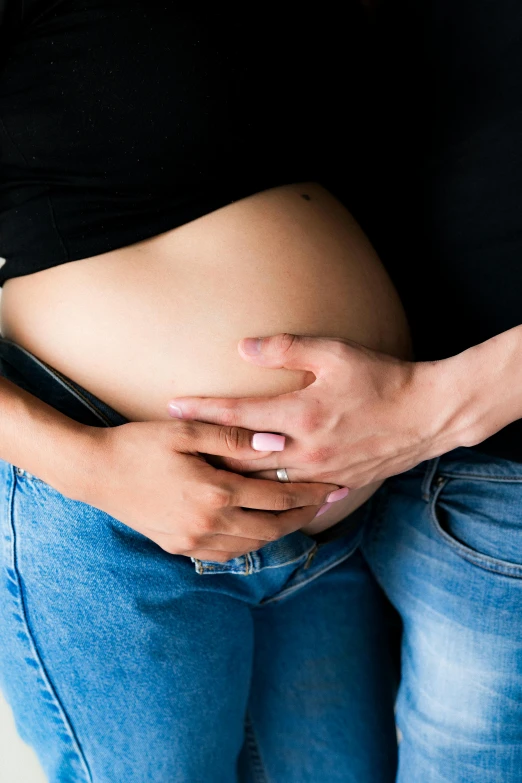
[0, 338, 398, 783]
[362, 449, 522, 783]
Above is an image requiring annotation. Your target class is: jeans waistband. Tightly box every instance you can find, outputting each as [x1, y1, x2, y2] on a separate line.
[0, 337, 376, 577]
[412, 448, 522, 497]
[0, 337, 128, 427]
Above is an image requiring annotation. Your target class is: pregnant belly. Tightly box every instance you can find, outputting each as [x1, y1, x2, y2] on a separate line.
[0, 183, 411, 533]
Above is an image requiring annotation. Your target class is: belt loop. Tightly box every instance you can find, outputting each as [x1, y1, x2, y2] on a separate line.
[421, 456, 440, 502]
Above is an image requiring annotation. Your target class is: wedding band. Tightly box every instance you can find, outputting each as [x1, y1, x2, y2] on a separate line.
[276, 468, 291, 483]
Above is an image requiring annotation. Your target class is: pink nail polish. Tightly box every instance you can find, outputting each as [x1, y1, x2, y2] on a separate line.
[167, 402, 184, 418]
[326, 487, 350, 503]
[314, 503, 331, 518]
[252, 433, 286, 451]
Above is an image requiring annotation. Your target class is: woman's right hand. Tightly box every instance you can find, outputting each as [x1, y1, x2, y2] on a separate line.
[72, 420, 341, 561]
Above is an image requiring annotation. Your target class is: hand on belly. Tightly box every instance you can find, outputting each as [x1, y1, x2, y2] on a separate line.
[0, 183, 410, 534]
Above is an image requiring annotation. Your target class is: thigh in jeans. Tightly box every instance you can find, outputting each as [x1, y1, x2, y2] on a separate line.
[241, 548, 398, 783]
[363, 449, 522, 783]
[0, 459, 254, 783]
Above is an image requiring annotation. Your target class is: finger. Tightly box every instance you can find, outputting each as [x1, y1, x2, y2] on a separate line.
[228, 473, 340, 512]
[168, 391, 298, 434]
[225, 503, 329, 540]
[171, 419, 286, 459]
[181, 533, 268, 553]
[238, 333, 346, 374]
[208, 453, 286, 474]
[244, 468, 303, 482]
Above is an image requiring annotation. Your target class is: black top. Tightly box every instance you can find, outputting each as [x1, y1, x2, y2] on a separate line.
[2, 1, 522, 462]
[360, 0, 522, 461]
[0, 0, 368, 281]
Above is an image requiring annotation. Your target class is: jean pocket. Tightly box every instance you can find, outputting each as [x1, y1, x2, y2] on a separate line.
[429, 475, 522, 577]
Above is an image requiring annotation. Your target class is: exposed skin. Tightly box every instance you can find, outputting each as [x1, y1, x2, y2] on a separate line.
[2, 183, 411, 552]
[168, 326, 522, 490]
[0, 373, 342, 563]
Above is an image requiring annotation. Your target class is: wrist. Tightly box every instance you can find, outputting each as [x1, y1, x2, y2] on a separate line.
[41, 422, 106, 502]
[416, 326, 522, 455]
[0, 376, 104, 500]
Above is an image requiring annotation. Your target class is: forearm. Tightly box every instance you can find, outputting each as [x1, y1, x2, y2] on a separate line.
[421, 324, 522, 455]
[0, 375, 94, 498]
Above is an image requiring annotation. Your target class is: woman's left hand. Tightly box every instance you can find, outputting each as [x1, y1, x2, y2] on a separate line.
[167, 333, 472, 488]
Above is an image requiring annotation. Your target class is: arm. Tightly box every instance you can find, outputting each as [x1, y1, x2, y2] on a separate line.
[414, 325, 522, 455]
[0, 375, 94, 494]
[167, 326, 522, 488]
[0, 375, 341, 559]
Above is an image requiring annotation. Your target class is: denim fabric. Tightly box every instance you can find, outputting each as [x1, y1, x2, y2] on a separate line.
[0, 338, 398, 782]
[362, 447, 522, 783]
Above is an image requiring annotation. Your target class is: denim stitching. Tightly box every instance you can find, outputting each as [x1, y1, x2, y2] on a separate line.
[360, 487, 389, 584]
[194, 549, 314, 576]
[421, 457, 440, 502]
[7, 466, 93, 781]
[429, 477, 522, 578]
[260, 538, 362, 604]
[438, 470, 522, 483]
[243, 549, 313, 573]
[244, 713, 268, 783]
[195, 554, 249, 575]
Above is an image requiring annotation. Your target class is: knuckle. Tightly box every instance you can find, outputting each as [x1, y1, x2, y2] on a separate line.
[302, 445, 332, 465]
[202, 482, 232, 509]
[189, 516, 213, 538]
[172, 419, 198, 445]
[294, 403, 321, 433]
[273, 332, 298, 357]
[278, 491, 297, 511]
[328, 339, 350, 363]
[218, 406, 237, 428]
[178, 534, 200, 551]
[219, 425, 244, 453]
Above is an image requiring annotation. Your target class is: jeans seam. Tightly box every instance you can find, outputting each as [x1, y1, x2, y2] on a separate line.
[244, 713, 268, 783]
[438, 470, 522, 483]
[260, 539, 361, 604]
[7, 467, 93, 782]
[421, 457, 440, 502]
[428, 476, 522, 578]
[194, 549, 314, 575]
[360, 486, 389, 583]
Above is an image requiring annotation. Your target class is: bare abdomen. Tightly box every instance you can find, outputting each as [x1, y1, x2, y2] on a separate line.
[1, 183, 410, 532]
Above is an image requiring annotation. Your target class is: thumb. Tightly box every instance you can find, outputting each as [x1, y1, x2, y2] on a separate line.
[238, 333, 336, 374]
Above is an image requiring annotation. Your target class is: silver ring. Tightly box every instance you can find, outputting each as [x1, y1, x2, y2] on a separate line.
[276, 468, 291, 483]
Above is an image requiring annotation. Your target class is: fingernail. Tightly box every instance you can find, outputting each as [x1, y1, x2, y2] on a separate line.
[241, 338, 262, 355]
[252, 433, 286, 451]
[314, 503, 331, 518]
[167, 402, 184, 418]
[326, 487, 350, 503]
